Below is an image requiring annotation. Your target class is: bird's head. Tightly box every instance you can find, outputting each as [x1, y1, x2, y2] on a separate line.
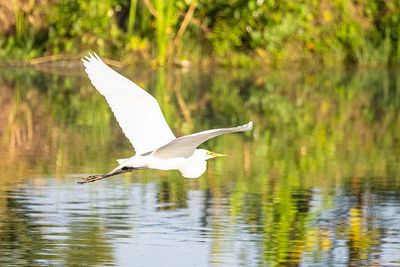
[197, 149, 227, 160]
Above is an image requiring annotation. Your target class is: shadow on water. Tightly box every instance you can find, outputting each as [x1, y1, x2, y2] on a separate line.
[0, 65, 399, 266]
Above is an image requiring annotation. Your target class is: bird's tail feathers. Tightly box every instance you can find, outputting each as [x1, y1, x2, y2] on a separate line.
[116, 158, 130, 165]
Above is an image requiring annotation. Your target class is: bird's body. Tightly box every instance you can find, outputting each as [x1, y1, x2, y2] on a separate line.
[116, 149, 210, 178]
[79, 53, 253, 184]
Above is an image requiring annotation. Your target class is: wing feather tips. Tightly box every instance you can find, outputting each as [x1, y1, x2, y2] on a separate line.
[81, 53, 113, 84]
[240, 121, 253, 131]
[81, 52, 105, 70]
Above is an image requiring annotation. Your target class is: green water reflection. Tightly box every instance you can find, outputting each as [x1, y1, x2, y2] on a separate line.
[0, 65, 399, 266]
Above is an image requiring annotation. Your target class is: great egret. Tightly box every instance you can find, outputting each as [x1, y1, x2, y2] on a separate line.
[78, 53, 253, 184]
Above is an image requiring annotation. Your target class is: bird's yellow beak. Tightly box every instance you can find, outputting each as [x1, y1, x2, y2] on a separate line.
[208, 151, 227, 158]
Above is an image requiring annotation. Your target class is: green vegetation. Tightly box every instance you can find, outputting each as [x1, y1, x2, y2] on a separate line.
[0, 0, 399, 66]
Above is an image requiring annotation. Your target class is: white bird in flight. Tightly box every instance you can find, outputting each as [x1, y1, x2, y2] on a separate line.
[78, 53, 253, 184]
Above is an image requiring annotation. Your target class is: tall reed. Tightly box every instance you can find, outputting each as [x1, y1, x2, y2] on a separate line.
[154, 0, 175, 65]
[127, 0, 138, 35]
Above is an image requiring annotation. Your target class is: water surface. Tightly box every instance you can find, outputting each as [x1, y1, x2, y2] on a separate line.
[0, 65, 399, 266]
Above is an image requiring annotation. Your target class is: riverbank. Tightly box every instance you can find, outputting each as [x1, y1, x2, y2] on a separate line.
[1, 1, 399, 68]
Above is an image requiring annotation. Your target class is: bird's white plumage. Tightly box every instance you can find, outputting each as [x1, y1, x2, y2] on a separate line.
[82, 53, 175, 155]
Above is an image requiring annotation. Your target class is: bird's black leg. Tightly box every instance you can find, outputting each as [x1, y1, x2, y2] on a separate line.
[77, 167, 144, 184]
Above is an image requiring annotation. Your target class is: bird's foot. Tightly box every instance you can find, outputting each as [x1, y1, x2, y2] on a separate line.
[77, 167, 145, 184]
[77, 174, 108, 184]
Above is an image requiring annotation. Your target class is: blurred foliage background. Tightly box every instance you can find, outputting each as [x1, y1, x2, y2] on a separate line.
[0, 0, 399, 67]
[1, 2, 400, 265]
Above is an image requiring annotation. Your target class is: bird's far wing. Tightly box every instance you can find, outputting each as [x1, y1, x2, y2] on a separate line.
[153, 121, 253, 158]
[82, 53, 176, 154]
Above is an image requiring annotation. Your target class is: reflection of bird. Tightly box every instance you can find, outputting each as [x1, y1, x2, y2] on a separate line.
[79, 53, 253, 184]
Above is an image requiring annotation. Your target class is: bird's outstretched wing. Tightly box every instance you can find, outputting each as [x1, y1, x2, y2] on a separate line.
[153, 122, 253, 158]
[82, 53, 176, 154]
